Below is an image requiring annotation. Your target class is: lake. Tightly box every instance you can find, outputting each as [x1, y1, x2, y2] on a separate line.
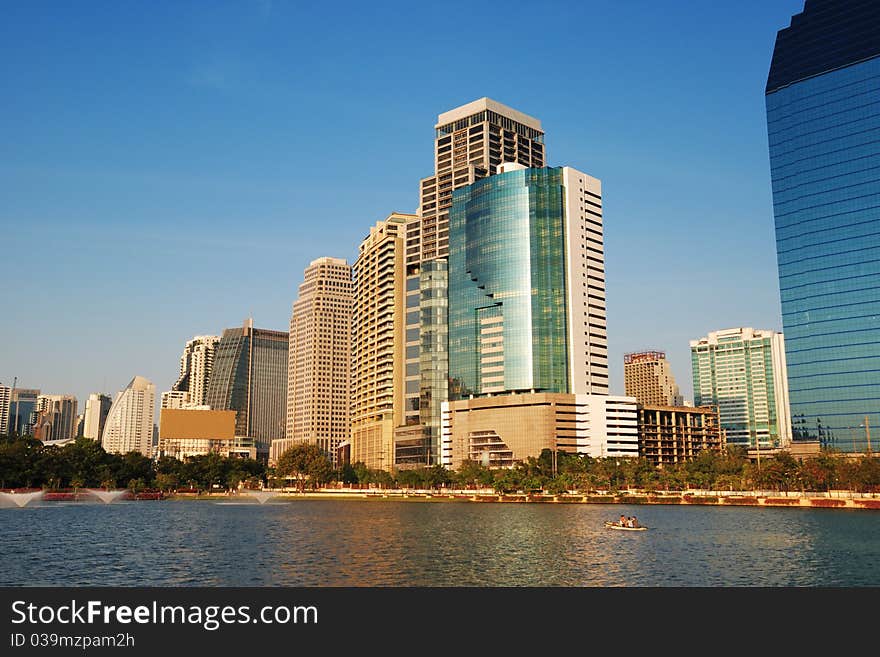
[2, 499, 878, 586]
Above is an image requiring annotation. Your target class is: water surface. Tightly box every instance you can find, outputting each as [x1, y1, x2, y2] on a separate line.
[2, 500, 878, 586]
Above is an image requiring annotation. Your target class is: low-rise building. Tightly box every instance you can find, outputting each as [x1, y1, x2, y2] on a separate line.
[440, 393, 637, 469]
[157, 408, 254, 460]
[637, 405, 724, 466]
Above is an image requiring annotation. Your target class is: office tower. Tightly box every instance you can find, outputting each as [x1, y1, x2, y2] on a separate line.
[204, 319, 288, 458]
[83, 393, 112, 441]
[400, 99, 549, 467]
[33, 395, 78, 441]
[766, 1, 880, 451]
[170, 335, 220, 407]
[440, 162, 616, 467]
[8, 389, 39, 436]
[624, 351, 684, 406]
[414, 258, 448, 465]
[101, 376, 156, 457]
[637, 405, 724, 467]
[690, 328, 791, 449]
[0, 383, 10, 435]
[412, 97, 546, 264]
[286, 257, 352, 466]
[448, 164, 608, 398]
[351, 213, 414, 470]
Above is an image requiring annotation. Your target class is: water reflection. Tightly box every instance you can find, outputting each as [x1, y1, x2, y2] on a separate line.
[1, 500, 876, 586]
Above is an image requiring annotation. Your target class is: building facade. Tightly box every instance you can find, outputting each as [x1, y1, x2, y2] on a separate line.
[766, 0, 880, 451]
[350, 214, 413, 470]
[690, 328, 791, 448]
[624, 351, 684, 406]
[440, 393, 637, 470]
[83, 393, 112, 441]
[168, 335, 220, 408]
[0, 383, 10, 435]
[156, 409, 251, 460]
[32, 394, 78, 442]
[448, 164, 608, 399]
[637, 405, 724, 466]
[411, 97, 546, 265]
[204, 319, 288, 459]
[7, 389, 39, 436]
[287, 257, 352, 466]
[101, 376, 156, 457]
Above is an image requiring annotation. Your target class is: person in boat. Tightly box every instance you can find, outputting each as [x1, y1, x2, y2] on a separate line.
[628, 516, 639, 528]
[619, 514, 627, 527]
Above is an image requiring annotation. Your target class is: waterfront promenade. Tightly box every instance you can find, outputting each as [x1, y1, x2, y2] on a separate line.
[195, 487, 880, 510]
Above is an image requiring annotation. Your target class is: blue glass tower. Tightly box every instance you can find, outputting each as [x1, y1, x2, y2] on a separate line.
[766, 0, 880, 451]
[448, 164, 608, 400]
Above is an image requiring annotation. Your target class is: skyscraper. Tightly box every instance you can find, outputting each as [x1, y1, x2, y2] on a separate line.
[624, 351, 684, 406]
[766, 1, 880, 450]
[448, 164, 608, 398]
[33, 394, 78, 442]
[286, 257, 352, 466]
[0, 383, 10, 435]
[440, 162, 624, 467]
[204, 319, 288, 458]
[7, 389, 39, 436]
[101, 376, 156, 457]
[351, 213, 414, 470]
[165, 335, 220, 408]
[412, 97, 546, 265]
[83, 392, 113, 441]
[690, 328, 791, 449]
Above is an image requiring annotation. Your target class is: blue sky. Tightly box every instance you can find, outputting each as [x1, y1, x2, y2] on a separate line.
[1, 0, 806, 413]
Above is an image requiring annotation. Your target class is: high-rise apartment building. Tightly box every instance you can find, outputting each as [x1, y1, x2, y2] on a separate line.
[350, 213, 414, 470]
[33, 394, 78, 442]
[766, 1, 880, 450]
[0, 383, 11, 435]
[690, 328, 791, 448]
[160, 390, 192, 409]
[101, 376, 156, 457]
[448, 164, 608, 398]
[286, 257, 352, 466]
[7, 389, 39, 436]
[163, 335, 220, 409]
[412, 98, 546, 265]
[204, 319, 288, 459]
[624, 351, 684, 406]
[83, 393, 113, 441]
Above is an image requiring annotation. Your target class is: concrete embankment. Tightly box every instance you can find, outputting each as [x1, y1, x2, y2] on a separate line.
[249, 489, 880, 510]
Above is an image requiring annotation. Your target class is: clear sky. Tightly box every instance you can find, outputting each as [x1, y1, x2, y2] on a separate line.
[1, 0, 807, 416]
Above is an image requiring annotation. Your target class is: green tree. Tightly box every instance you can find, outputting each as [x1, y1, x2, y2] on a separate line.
[276, 443, 333, 491]
[454, 460, 494, 488]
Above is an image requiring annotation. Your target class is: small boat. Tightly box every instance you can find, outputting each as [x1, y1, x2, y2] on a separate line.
[604, 521, 648, 531]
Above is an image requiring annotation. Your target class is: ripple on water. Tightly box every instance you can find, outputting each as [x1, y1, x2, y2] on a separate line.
[2, 501, 879, 586]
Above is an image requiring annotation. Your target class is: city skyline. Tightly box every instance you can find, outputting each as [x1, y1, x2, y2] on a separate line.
[2, 1, 806, 412]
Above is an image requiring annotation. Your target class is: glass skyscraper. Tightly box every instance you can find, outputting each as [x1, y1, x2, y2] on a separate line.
[204, 319, 288, 458]
[448, 164, 608, 399]
[766, 0, 880, 451]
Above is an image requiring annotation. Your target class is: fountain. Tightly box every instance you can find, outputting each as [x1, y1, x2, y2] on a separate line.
[0, 490, 44, 507]
[84, 489, 130, 504]
[244, 490, 281, 504]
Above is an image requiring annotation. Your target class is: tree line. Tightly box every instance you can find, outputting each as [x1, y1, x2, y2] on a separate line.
[273, 442, 880, 494]
[0, 436, 266, 492]
[2, 435, 879, 494]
